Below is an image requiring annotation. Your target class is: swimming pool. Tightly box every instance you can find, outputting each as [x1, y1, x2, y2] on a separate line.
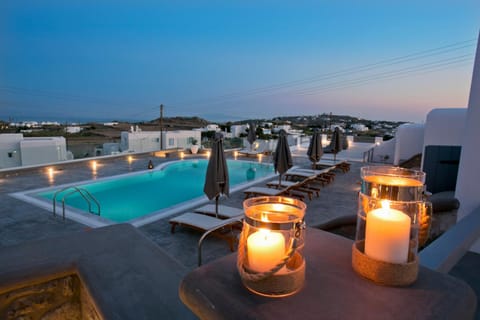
[15, 159, 275, 227]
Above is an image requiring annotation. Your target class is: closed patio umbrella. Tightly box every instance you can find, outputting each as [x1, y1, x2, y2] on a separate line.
[247, 122, 257, 151]
[331, 127, 343, 162]
[203, 132, 229, 216]
[274, 129, 293, 185]
[307, 129, 323, 169]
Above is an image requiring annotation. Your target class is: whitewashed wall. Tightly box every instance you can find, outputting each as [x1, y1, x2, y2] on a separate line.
[422, 108, 467, 154]
[455, 34, 480, 252]
[393, 123, 425, 165]
[20, 137, 67, 166]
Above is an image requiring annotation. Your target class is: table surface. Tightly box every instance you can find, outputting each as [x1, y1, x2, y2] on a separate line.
[180, 227, 477, 320]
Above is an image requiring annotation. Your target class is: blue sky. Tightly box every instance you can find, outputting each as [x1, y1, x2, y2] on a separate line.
[0, 1, 479, 123]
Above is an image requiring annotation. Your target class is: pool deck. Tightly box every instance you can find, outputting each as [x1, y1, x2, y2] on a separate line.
[0, 145, 479, 318]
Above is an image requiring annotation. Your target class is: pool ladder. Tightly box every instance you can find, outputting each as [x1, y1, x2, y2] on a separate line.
[53, 186, 101, 220]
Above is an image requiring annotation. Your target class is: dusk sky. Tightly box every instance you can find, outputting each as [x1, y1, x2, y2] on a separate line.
[1, 1, 479, 123]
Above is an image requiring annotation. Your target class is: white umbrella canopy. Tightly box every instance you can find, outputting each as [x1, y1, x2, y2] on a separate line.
[273, 129, 293, 185]
[307, 129, 323, 169]
[203, 132, 229, 216]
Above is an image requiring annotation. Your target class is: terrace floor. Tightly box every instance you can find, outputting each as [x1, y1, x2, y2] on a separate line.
[0, 144, 478, 318]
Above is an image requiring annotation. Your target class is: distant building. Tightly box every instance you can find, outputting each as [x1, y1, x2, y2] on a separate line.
[65, 126, 83, 134]
[230, 124, 248, 138]
[204, 124, 220, 132]
[120, 130, 201, 153]
[0, 133, 71, 169]
[351, 123, 369, 132]
[103, 122, 119, 127]
[272, 124, 291, 133]
[9, 121, 39, 128]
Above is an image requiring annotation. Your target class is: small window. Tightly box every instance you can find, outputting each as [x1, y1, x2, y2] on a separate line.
[168, 138, 175, 146]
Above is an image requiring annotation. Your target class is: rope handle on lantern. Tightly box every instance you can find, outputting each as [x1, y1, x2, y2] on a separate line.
[237, 230, 299, 282]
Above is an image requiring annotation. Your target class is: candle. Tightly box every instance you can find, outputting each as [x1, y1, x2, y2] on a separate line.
[365, 200, 411, 264]
[247, 229, 285, 273]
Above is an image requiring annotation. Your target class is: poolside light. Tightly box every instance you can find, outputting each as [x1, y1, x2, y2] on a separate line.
[206, 151, 211, 158]
[352, 166, 430, 286]
[47, 167, 55, 184]
[127, 156, 134, 164]
[234, 150, 238, 160]
[91, 161, 98, 175]
[179, 151, 185, 159]
[238, 196, 306, 297]
[257, 153, 263, 163]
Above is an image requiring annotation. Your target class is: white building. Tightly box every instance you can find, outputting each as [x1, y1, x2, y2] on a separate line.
[204, 124, 220, 132]
[120, 130, 201, 153]
[351, 123, 369, 132]
[272, 124, 291, 133]
[65, 126, 83, 134]
[0, 133, 70, 169]
[230, 125, 248, 138]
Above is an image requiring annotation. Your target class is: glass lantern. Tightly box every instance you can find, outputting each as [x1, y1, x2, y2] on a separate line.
[352, 193, 425, 286]
[237, 196, 306, 297]
[360, 166, 426, 201]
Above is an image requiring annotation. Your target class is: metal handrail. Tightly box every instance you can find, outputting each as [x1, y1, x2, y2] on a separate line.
[53, 186, 101, 220]
[197, 216, 243, 266]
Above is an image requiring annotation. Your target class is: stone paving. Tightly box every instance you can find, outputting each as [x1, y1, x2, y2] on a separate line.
[0, 149, 478, 317]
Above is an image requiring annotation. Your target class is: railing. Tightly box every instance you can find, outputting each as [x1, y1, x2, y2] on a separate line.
[363, 147, 375, 163]
[53, 186, 101, 220]
[197, 217, 243, 266]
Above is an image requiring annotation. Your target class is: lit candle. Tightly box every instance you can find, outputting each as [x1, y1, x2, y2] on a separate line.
[247, 229, 285, 273]
[365, 200, 411, 264]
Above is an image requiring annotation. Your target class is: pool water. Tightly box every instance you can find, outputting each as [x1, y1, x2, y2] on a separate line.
[38, 159, 273, 223]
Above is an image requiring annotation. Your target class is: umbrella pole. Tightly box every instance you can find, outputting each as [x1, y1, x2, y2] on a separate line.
[279, 174, 282, 187]
[215, 195, 219, 218]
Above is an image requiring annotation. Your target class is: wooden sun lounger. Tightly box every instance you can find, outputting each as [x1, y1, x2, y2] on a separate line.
[266, 177, 321, 199]
[292, 168, 336, 182]
[194, 204, 244, 219]
[169, 213, 242, 251]
[315, 160, 350, 173]
[285, 167, 335, 185]
[243, 185, 306, 200]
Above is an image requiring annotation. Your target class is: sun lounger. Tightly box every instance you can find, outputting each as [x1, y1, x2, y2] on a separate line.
[315, 160, 350, 172]
[243, 184, 306, 200]
[266, 177, 321, 199]
[285, 167, 335, 185]
[194, 204, 243, 219]
[169, 212, 242, 251]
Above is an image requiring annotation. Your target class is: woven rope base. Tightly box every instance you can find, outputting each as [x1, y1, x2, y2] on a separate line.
[241, 253, 305, 297]
[352, 241, 418, 287]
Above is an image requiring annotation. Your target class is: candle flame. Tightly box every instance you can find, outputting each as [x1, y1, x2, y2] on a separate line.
[381, 200, 390, 210]
[261, 212, 269, 222]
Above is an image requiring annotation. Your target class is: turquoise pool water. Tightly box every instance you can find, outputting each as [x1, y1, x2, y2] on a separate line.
[38, 159, 273, 223]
